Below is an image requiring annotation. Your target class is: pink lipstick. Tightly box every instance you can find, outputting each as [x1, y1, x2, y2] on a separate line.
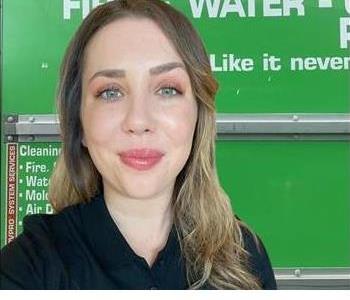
[118, 148, 164, 171]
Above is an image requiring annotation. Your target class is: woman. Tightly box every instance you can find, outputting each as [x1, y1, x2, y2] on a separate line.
[1, 0, 276, 289]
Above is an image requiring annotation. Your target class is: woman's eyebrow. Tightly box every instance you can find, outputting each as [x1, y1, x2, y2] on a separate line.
[149, 62, 185, 75]
[88, 62, 185, 83]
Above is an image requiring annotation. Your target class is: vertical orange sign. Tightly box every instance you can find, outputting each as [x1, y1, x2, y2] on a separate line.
[6, 143, 18, 244]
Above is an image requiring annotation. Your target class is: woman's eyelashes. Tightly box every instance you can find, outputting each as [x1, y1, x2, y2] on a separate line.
[96, 86, 122, 102]
[95, 84, 183, 102]
[158, 85, 183, 98]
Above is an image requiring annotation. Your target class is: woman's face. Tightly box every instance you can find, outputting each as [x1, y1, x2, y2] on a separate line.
[81, 18, 198, 201]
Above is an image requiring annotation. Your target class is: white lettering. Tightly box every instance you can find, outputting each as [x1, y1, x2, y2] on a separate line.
[25, 162, 47, 173]
[189, 0, 304, 18]
[330, 57, 345, 70]
[26, 189, 48, 201]
[63, 0, 114, 20]
[340, 17, 350, 49]
[264, 0, 282, 17]
[290, 56, 350, 71]
[263, 53, 282, 71]
[82, 0, 90, 19]
[210, 54, 254, 72]
[247, 0, 256, 17]
[26, 203, 44, 214]
[46, 204, 54, 214]
[63, 0, 80, 20]
[20, 144, 61, 157]
[220, 0, 245, 18]
[304, 57, 318, 70]
[190, 0, 221, 18]
[26, 176, 49, 187]
[92, 0, 105, 7]
[291, 57, 303, 70]
[345, 0, 350, 14]
[283, 0, 304, 16]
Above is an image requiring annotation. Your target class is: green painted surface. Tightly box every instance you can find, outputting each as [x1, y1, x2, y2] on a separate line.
[2, 0, 79, 114]
[175, 0, 350, 113]
[216, 141, 350, 267]
[2, 1, 349, 113]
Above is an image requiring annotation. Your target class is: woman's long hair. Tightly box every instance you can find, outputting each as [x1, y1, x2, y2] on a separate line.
[48, 0, 262, 289]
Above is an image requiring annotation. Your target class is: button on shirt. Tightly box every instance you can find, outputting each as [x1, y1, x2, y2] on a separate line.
[0, 194, 277, 289]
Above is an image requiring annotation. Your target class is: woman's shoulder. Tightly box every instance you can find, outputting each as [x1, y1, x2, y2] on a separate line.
[0, 212, 68, 289]
[14, 201, 84, 240]
[18, 194, 103, 238]
[237, 219, 277, 290]
[0, 196, 101, 289]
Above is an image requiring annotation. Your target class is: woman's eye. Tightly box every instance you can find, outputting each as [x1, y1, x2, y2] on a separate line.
[97, 88, 123, 102]
[158, 86, 182, 98]
[96, 86, 181, 101]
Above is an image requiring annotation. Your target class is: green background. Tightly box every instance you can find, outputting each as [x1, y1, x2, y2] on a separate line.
[1, 0, 349, 268]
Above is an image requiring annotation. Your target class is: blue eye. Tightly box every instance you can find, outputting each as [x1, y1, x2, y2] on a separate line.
[98, 88, 123, 102]
[158, 86, 182, 98]
[96, 85, 182, 102]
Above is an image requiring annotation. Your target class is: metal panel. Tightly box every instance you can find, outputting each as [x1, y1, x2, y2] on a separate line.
[4, 114, 60, 142]
[275, 268, 350, 290]
[4, 113, 350, 142]
[216, 113, 350, 140]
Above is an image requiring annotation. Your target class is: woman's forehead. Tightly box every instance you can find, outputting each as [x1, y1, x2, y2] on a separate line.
[84, 17, 181, 66]
[82, 17, 188, 84]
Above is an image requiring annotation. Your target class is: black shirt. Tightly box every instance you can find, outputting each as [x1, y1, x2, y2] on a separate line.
[0, 194, 277, 289]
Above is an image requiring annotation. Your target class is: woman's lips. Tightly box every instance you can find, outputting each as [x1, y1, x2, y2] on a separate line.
[118, 148, 164, 171]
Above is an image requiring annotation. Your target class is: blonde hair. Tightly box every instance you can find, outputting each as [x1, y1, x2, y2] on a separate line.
[49, 0, 262, 289]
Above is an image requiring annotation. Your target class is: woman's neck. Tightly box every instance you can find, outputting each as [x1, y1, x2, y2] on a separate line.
[103, 184, 174, 266]
[104, 183, 174, 222]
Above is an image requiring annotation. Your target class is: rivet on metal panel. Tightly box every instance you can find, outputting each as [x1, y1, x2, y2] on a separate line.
[7, 116, 15, 123]
[7, 135, 14, 142]
[294, 269, 302, 277]
[293, 115, 299, 121]
[29, 116, 35, 123]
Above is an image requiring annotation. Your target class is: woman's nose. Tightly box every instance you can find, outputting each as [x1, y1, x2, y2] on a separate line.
[121, 95, 155, 135]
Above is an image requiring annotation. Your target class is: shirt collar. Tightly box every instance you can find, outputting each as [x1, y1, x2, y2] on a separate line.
[79, 193, 178, 270]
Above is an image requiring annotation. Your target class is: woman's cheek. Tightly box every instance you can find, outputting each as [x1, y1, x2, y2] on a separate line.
[161, 107, 196, 145]
[85, 106, 120, 144]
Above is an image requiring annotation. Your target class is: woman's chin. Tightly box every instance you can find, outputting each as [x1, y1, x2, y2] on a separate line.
[122, 178, 172, 200]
